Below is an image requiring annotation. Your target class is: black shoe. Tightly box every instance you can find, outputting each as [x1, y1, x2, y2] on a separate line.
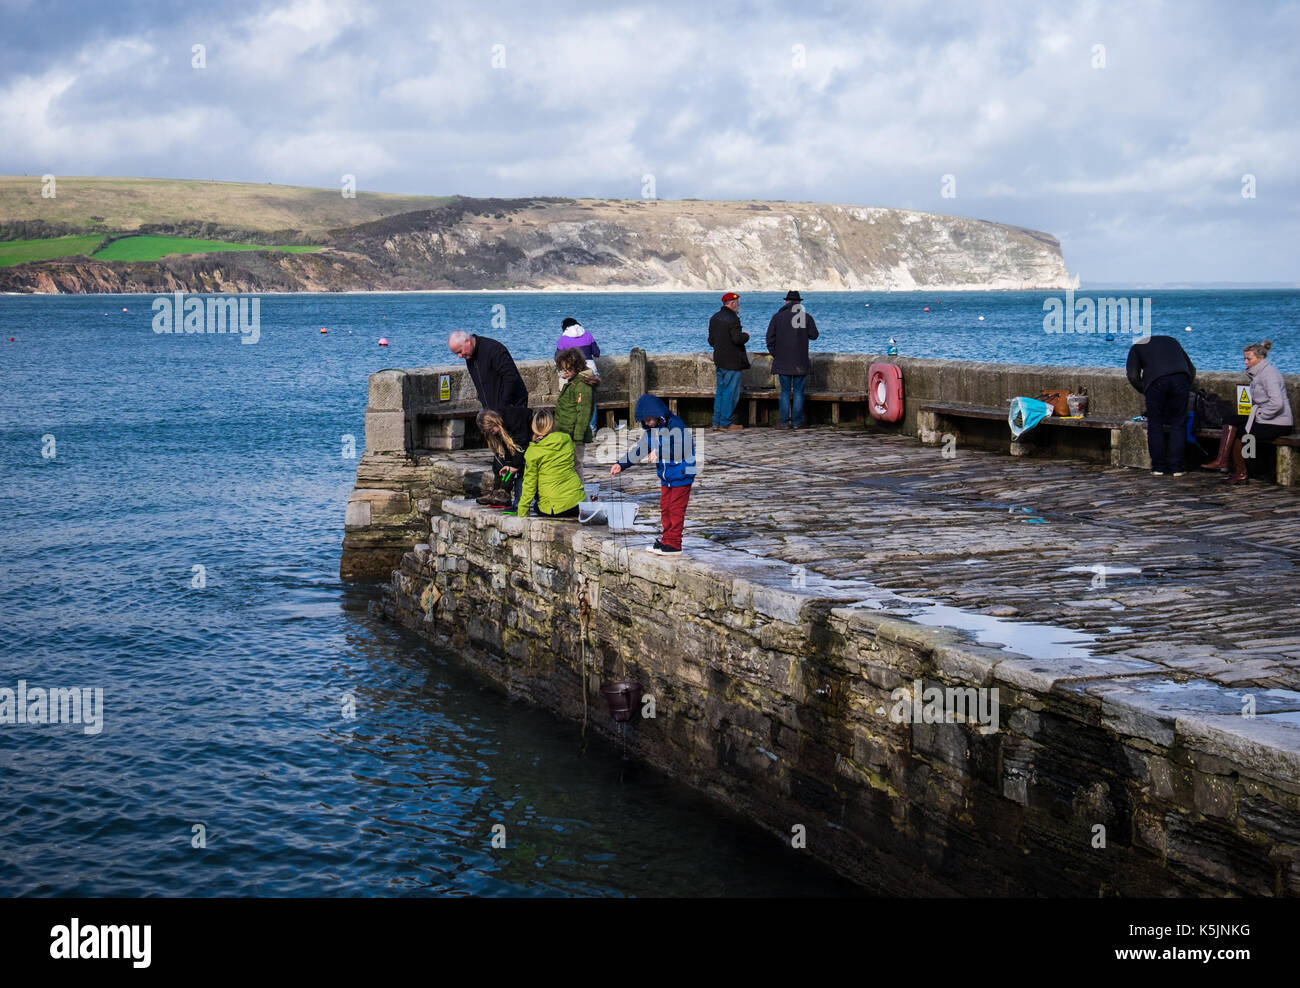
[648, 542, 681, 555]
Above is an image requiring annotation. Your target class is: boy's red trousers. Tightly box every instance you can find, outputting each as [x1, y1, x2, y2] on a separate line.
[659, 484, 691, 549]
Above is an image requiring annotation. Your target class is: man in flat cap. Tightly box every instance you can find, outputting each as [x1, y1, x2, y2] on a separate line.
[708, 292, 749, 431]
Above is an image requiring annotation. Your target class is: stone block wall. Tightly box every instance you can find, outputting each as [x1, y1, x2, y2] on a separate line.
[375, 499, 1300, 895]
[367, 353, 1299, 454]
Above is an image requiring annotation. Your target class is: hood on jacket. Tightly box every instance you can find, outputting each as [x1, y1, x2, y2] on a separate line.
[578, 368, 600, 386]
[558, 325, 596, 348]
[1247, 357, 1273, 380]
[634, 393, 671, 423]
[534, 430, 572, 449]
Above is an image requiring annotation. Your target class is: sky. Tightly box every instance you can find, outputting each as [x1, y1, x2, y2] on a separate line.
[1, 0, 1297, 283]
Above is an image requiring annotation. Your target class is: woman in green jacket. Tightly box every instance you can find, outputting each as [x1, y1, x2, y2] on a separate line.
[517, 410, 587, 518]
[553, 348, 599, 472]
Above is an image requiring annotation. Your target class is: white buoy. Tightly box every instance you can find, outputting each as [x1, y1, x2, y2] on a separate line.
[1185, 326, 1192, 332]
[978, 315, 985, 321]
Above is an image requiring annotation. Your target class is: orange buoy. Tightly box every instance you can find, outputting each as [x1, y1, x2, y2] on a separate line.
[378, 338, 389, 346]
[122, 307, 128, 312]
[869, 362, 905, 423]
[922, 306, 930, 312]
[320, 327, 328, 334]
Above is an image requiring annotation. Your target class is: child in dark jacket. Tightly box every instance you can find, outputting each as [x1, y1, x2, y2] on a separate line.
[609, 394, 696, 554]
[476, 407, 531, 508]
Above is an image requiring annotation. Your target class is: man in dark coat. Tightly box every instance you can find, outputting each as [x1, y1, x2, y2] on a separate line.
[1126, 334, 1195, 476]
[449, 331, 528, 412]
[766, 290, 820, 429]
[708, 292, 749, 431]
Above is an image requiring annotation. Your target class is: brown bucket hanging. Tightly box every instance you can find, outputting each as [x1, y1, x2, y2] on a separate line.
[601, 681, 643, 723]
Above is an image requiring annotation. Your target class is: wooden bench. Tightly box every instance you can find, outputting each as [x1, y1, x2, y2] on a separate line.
[743, 390, 868, 426]
[919, 402, 1300, 484]
[918, 402, 1130, 463]
[920, 402, 1128, 433]
[1194, 425, 1300, 485]
[417, 398, 630, 437]
[1195, 426, 1300, 447]
[652, 388, 869, 426]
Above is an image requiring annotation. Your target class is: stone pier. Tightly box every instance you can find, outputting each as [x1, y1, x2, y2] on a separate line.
[345, 353, 1300, 894]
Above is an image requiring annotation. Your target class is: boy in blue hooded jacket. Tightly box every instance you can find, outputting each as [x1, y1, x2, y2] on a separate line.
[610, 394, 696, 554]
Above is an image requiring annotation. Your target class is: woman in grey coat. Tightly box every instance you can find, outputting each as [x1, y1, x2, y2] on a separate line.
[1201, 339, 1294, 484]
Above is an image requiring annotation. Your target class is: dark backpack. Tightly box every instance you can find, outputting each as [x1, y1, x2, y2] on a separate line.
[1190, 389, 1227, 432]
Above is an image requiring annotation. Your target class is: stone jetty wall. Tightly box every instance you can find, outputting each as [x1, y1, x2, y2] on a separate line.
[375, 493, 1300, 896]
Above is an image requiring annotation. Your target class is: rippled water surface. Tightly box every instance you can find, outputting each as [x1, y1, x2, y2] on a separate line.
[1, 289, 1294, 896]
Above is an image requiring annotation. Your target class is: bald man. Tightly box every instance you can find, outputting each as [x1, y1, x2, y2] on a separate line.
[449, 331, 528, 412]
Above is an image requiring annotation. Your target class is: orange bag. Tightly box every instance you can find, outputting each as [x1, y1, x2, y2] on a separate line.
[1035, 389, 1070, 416]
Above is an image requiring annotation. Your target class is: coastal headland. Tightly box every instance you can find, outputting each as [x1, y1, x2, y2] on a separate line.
[0, 177, 1073, 294]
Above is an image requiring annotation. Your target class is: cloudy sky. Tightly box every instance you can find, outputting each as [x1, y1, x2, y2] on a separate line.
[2, 0, 1296, 283]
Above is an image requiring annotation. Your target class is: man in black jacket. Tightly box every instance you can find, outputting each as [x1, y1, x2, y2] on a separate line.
[449, 331, 528, 412]
[766, 290, 820, 429]
[1126, 334, 1195, 476]
[708, 292, 749, 431]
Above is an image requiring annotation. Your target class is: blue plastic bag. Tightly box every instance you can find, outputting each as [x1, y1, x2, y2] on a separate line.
[1009, 397, 1051, 438]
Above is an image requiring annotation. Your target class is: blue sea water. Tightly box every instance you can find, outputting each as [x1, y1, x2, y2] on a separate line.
[0, 288, 1295, 897]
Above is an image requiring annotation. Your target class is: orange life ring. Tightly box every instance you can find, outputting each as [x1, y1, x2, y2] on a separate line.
[869, 362, 904, 422]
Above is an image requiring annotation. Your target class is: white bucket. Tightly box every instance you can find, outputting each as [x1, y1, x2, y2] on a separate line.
[578, 501, 638, 531]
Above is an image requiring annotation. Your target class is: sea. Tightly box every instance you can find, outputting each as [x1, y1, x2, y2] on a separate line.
[1, 288, 1295, 897]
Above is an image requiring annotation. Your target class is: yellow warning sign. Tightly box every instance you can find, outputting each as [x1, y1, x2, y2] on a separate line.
[1236, 385, 1252, 417]
[439, 375, 451, 402]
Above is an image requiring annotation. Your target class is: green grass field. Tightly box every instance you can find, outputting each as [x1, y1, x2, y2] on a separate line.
[0, 235, 105, 266]
[0, 233, 323, 266]
[91, 236, 324, 262]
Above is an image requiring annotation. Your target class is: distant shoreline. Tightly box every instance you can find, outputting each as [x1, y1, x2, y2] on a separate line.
[4, 285, 1297, 298]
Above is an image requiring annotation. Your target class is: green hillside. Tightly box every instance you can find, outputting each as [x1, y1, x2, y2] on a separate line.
[0, 176, 450, 236]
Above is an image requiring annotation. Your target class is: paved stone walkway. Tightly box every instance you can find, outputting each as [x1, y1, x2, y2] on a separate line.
[452, 427, 1300, 691]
